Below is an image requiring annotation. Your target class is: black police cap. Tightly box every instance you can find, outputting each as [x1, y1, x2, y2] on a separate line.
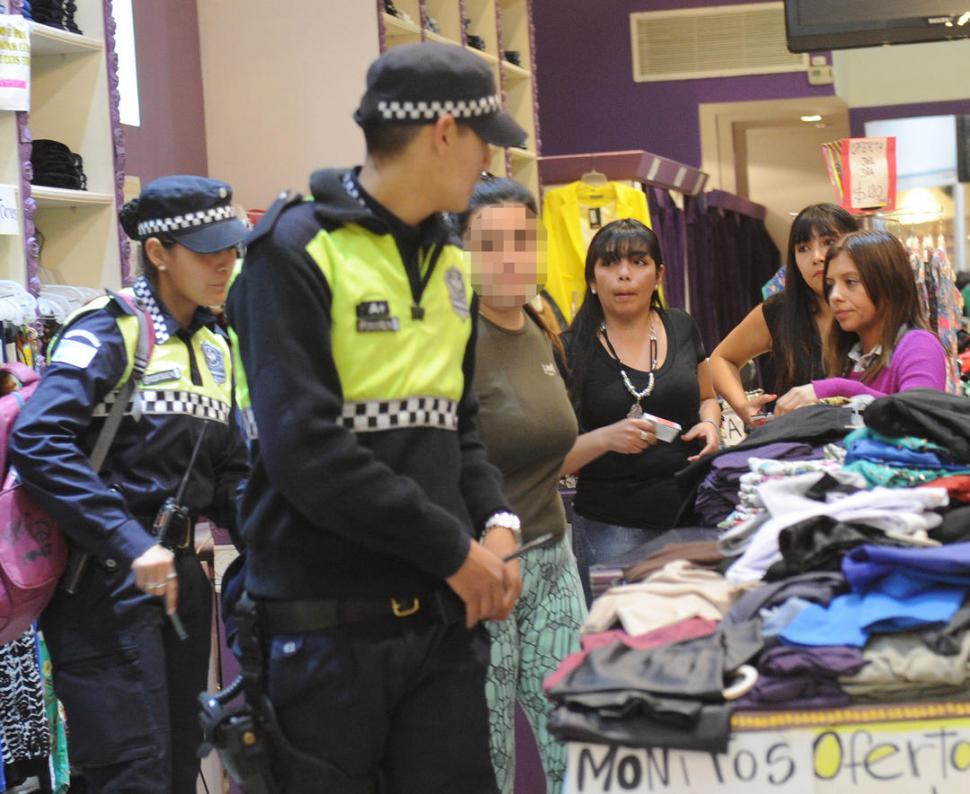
[131, 175, 249, 254]
[354, 42, 527, 149]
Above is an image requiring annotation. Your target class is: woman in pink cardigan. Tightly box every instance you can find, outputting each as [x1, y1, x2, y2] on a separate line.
[775, 229, 947, 415]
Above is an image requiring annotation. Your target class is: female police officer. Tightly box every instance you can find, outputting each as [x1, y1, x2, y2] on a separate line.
[10, 175, 250, 793]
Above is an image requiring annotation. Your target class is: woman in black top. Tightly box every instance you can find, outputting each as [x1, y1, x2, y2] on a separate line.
[710, 203, 858, 427]
[563, 219, 720, 601]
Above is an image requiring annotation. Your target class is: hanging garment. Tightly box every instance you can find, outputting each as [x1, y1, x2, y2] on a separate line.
[0, 629, 49, 770]
[542, 181, 652, 323]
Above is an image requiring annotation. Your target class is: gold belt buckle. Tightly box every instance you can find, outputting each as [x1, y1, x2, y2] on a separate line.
[391, 597, 420, 618]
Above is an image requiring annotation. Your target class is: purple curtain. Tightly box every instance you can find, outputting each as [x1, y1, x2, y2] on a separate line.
[684, 194, 780, 354]
[647, 187, 687, 309]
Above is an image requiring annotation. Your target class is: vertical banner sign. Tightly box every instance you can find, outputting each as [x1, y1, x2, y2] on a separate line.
[822, 137, 897, 215]
[0, 14, 29, 111]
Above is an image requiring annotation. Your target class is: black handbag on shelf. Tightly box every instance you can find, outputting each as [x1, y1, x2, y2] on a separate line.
[30, 139, 88, 191]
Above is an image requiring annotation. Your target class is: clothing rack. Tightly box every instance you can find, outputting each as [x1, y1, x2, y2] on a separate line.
[538, 149, 709, 196]
[706, 190, 767, 221]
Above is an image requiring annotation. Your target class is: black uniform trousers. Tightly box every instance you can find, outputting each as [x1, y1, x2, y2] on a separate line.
[267, 614, 498, 794]
[41, 552, 212, 793]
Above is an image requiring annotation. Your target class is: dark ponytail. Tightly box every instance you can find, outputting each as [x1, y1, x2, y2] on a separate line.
[118, 197, 141, 240]
[118, 196, 175, 277]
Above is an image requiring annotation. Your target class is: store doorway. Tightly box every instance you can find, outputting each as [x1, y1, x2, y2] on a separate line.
[699, 96, 851, 252]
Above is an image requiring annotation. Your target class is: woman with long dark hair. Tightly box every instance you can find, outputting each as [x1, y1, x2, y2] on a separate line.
[710, 203, 858, 426]
[775, 229, 947, 413]
[563, 219, 720, 597]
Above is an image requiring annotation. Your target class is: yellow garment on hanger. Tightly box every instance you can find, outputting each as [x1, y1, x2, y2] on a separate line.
[542, 180, 657, 324]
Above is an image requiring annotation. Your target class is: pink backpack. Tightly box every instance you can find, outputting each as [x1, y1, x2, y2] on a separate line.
[0, 293, 152, 643]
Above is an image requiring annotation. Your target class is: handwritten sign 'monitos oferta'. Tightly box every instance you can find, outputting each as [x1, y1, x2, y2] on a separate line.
[567, 716, 970, 794]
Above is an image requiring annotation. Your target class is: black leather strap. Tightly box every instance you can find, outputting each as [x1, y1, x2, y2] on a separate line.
[258, 590, 464, 634]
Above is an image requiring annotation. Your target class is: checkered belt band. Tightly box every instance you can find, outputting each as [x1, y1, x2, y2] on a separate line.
[340, 397, 459, 433]
[93, 389, 231, 424]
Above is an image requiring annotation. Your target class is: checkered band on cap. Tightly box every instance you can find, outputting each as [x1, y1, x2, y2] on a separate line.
[376, 94, 501, 121]
[93, 389, 231, 424]
[341, 397, 459, 433]
[137, 205, 237, 237]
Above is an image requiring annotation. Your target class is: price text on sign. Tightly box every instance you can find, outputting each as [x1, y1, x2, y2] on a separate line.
[568, 718, 970, 793]
[848, 138, 890, 210]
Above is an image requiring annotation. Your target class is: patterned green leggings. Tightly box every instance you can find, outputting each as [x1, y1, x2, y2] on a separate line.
[485, 537, 587, 794]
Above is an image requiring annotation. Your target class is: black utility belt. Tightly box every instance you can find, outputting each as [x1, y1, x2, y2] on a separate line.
[258, 590, 465, 634]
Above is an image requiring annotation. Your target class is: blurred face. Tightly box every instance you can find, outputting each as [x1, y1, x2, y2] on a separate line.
[153, 242, 236, 308]
[826, 252, 879, 343]
[591, 246, 663, 322]
[794, 230, 839, 296]
[467, 203, 544, 309]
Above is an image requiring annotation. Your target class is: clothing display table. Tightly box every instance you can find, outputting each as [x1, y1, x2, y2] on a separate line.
[564, 701, 970, 793]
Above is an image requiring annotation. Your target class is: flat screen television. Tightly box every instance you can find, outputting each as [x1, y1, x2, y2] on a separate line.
[785, 1, 970, 52]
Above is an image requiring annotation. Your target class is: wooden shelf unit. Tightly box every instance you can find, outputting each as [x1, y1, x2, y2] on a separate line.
[0, 1, 124, 294]
[376, 0, 541, 198]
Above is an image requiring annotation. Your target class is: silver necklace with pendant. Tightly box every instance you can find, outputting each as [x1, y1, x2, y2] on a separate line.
[600, 318, 658, 418]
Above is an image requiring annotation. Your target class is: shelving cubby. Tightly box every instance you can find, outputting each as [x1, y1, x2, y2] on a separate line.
[376, 0, 540, 198]
[0, 1, 125, 295]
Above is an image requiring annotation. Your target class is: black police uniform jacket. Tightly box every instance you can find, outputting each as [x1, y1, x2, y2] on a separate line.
[226, 168, 510, 601]
[10, 276, 248, 569]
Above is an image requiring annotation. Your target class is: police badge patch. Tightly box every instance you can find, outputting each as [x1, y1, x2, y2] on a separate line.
[201, 341, 227, 384]
[445, 267, 469, 319]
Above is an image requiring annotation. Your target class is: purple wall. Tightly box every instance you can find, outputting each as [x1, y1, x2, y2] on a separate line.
[123, 0, 208, 183]
[850, 99, 970, 137]
[533, 0, 834, 167]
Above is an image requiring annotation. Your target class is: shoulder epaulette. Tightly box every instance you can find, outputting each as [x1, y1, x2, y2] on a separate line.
[246, 190, 304, 247]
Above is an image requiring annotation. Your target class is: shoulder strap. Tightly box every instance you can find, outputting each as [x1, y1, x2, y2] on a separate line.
[88, 291, 153, 471]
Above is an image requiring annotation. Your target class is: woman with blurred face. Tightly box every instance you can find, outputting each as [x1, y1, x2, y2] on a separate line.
[460, 176, 586, 794]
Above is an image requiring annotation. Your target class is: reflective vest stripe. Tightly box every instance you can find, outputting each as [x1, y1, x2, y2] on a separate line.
[93, 389, 231, 424]
[241, 406, 258, 440]
[340, 396, 458, 433]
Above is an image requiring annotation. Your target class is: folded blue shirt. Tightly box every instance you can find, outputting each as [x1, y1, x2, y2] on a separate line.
[779, 571, 963, 647]
[843, 542, 970, 591]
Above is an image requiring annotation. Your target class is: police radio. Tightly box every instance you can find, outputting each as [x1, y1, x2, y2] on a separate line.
[153, 422, 208, 550]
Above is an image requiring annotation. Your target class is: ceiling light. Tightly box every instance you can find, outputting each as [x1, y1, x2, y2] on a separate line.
[800, 114, 822, 123]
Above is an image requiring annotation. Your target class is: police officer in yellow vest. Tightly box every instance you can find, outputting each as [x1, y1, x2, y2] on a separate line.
[10, 176, 250, 793]
[227, 43, 527, 792]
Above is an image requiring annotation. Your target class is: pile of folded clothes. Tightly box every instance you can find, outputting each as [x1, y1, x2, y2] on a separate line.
[546, 393, 970, 757]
